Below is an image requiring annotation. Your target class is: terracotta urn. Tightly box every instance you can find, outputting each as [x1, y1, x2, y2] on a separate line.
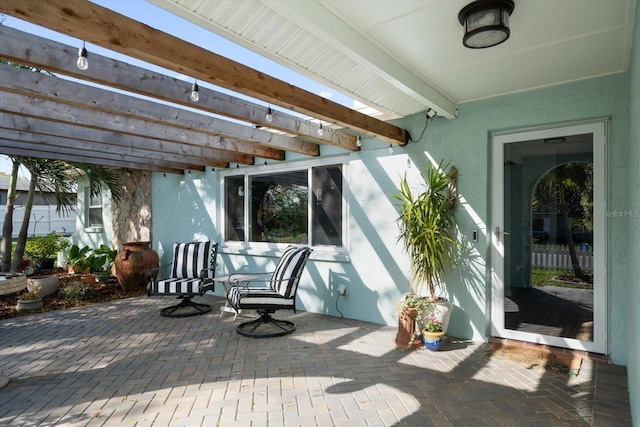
[115, 241, 159, 291]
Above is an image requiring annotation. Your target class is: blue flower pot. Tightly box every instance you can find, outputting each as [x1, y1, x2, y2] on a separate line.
[422, 330, 446, 351]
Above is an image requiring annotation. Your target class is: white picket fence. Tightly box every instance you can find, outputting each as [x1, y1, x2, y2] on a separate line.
[531, 244, 593, 271]
[0, 205, 76, 237]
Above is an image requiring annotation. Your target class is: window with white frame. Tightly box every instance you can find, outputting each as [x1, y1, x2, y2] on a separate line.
[86, 186, 103, 227]
[223, 160, 345, 249]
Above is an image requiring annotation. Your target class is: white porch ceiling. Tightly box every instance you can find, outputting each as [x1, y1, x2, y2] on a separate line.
[150, 0, 636, 120]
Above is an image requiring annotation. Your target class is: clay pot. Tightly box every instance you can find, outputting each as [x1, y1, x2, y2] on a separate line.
[115, 242, 159, 291]
[394, 306, 423, 349]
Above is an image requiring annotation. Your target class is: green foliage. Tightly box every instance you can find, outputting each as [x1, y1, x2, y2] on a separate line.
[24, 232, 69, 263]
[423, 315, 443, 332]
[258, 183, 308, 236]
[393, 161, 459, 300]
[68, 244, 117, 274]
[58, 281, 88, 304]
[399, 292, 433, 317]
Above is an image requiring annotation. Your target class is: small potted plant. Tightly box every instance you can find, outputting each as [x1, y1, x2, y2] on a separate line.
[394, 292, 434, 349]
[16, 287, 43, 312]
[421, 315, 446, 351]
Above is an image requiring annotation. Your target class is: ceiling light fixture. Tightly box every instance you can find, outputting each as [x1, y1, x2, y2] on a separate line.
[265, 106, 273, 123]
[458, 0, 515, 49]
[76, 41, 88, 70]
[190, 80, 199, 102]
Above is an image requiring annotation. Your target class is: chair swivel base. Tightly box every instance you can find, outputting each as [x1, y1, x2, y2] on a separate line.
[236, 311, 295, 338]
[160, 297, 211, 318]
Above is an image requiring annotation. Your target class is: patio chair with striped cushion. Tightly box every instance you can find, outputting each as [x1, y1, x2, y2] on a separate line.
[147, 241, 218, 318]
[226, 245, 312, 337]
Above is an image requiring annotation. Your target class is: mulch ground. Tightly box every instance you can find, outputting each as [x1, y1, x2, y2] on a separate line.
[0, 268, 146, 320]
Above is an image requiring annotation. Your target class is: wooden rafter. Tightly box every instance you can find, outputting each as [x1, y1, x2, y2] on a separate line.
[0, 69, 292, 162]
[0, 0, 408, 145]
[0, 62, 316, 158]
[0, 128, 219, 171]
[0, 26, 359, 151]
[0, 113, 244, 168]
[0, 138, 192, 173]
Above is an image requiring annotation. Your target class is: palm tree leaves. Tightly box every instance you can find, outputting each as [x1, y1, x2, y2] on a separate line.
[393, 160, 459, 300]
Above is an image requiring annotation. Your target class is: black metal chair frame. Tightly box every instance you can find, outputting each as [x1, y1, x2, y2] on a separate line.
[226, 246, 312, 338]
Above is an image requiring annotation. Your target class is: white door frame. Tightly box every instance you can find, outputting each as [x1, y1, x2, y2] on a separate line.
[490, 120, 607, 354]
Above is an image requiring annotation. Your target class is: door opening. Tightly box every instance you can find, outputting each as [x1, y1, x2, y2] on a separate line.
[491, 121, 607, 354]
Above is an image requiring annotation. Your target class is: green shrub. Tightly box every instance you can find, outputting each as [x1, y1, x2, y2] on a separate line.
[24, 232, 70, 263]
[58, 281, 87, 304]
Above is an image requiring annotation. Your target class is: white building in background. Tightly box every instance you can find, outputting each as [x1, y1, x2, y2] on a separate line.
[0, 174, 76, 237]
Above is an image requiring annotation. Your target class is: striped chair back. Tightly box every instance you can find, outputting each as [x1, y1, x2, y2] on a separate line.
[170, 241, 214, 279]
[270, 246, 312, 298]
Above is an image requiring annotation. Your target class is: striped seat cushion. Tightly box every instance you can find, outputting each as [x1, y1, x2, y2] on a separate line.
[170, 241, 212, 279]
[228, 286, 296, 310]
[153, 277, 205, 295]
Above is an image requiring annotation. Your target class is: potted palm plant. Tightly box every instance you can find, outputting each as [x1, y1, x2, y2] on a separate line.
[394, 160, 459, 336]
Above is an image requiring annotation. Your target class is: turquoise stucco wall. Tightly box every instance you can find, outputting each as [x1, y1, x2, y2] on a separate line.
[150, 73, 630, 363]
[394, 73, 629, 359]
[625, 0, 640, 422]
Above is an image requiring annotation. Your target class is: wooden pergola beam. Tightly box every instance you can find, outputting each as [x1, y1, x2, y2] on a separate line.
[0, 91, 267, 165]
[0, 63, 311, 159]
[0, 113, 245, 167]
[0, 139, 190, 173]
[0, 127, 226, 171]
[0, 26, 358, 151]
[0, 0, 408, 145]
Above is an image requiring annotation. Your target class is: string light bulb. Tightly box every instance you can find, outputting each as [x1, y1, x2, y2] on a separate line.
[190, 80, 199, 102]
[388, 144, 394, 154]
[264, 160, 268, 168]
[356, 135, 362, 148]
[317, 122, 324, 136]
[265, 106, 273, 123]
[76, 41, 88, 70]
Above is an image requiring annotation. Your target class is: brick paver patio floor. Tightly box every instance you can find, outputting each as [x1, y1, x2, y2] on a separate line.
[0, 295, 631, 426]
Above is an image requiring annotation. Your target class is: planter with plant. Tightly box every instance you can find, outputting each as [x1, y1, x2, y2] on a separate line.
[421, 315, 446, 351]
[24, 232, 70, 271]
[68, 244, 117, 284]
[394, 292, 435, 349]
[16, 287, 43, 312]
[393, 160, 459, 343]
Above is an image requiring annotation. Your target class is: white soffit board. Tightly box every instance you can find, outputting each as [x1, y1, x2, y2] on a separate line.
[148, 0, 456, 119]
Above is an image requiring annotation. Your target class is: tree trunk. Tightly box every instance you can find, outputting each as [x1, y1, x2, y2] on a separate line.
[559, 184, 586, 280]
[0, 161, 19, 272]
[11, 177, 36, 273]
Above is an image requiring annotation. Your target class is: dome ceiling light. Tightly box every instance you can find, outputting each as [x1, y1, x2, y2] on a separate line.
[458, 0, 515, 49]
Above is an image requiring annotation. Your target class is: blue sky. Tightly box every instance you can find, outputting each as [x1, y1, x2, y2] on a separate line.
[1, 0, 354, 175]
